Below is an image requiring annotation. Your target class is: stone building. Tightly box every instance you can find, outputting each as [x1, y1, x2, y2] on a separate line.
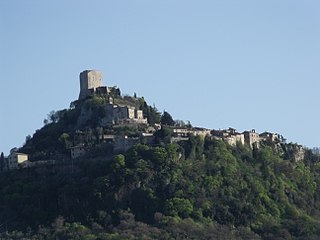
[211, 128, 245, 146]
[192, 128, 211, 137]
[243, 129, 260, 147]
[224, 134, 245, 146]
[212, 128, 236, 138]
[259, 132, 279, 142]
[114, 106, 135, 120]
[172, 127, 211, 138]
[7, 152, 28, 170]
[113, 106, 147, 125]
[172, 127, 193, 137]
[79, 70, 103, 100]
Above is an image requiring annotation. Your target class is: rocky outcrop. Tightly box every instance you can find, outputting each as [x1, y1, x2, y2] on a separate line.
[282, 143, 305, 162]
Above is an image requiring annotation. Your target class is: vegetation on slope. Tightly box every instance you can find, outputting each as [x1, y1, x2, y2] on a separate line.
[20, 94, 161, 161]
[1, 136, 320, 239]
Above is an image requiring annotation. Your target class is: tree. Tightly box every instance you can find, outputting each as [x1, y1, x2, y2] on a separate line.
[148, 105, 161, 124]
[0, 152, 4, 172]
[58, 133, 72, 149]
[161, 111, 175, 126]
[25, 135, 32, 144]
[109, 87, 121, 98]
[48, 110, 58, 123]
[164, 197, 194, 218]
[154, 127, 173, 144]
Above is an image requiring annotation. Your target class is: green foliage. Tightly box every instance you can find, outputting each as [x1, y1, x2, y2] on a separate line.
[164, 197, 193, 218]
[160, 111, 175, 126]
[154, 127, 173, 144]
[3, 137, 320, 239]
[21, 91, 162, 161]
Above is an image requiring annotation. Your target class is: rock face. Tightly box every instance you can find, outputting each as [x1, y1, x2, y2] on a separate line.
[282, 143, 305, 162]
[264, 141, 305, 163]
[292, 145, 305, 162]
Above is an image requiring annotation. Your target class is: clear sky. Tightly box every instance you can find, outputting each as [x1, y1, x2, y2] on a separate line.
[1, 0, 320, 155]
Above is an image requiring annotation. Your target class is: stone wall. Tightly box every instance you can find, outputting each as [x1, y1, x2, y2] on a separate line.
[79, 70, 103, 100]
[244, 130, 260, 147]
[7, 153, 28, 170]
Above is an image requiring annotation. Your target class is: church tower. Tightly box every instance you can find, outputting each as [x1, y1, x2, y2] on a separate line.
[79, 70, 103, 100]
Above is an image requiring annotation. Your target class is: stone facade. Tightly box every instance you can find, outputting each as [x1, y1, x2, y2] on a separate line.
[114, 136, 140, 153]
[77, 70, 148, 126]
[243, 129, 260, 147]
[116, 106, 147, 125]
[212, 128, 245, 146]
[172, 127, 211, 138]
[79, 70, 103, 100]
[79, 103, 148, 127]
[192, 128, 211, 137]
[114, 106, 135, 120]
[260, 132, 286, 143]
[213, 129, 285, 148]
[7, 152, 28, 170]
[70, 145, 86, 159]
[224, 134, 245, 146]
[173, 127, 193, 137]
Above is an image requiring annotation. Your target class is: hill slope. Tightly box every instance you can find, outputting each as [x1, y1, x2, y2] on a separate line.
[2, 87, 320, 239]
[1, 137, 320, 239]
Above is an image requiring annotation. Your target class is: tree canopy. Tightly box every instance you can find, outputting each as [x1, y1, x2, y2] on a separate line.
[160, 111, 175, 126]
[1, 139, 320, 239]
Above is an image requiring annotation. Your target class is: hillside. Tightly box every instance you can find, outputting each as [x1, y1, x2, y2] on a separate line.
[1, 138, 320, 239]
[19, 90, 161, 162]
[2, 80, 320, 239]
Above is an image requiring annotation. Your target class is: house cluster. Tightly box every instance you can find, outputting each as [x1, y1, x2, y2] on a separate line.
[2, 128, 286, 171]
[2, 70, 288, 170]
[211, 128, 286, 147]
[171, 126, 285, 148]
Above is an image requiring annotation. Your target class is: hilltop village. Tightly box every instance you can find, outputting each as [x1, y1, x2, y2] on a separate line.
[1, 70, 294, 171]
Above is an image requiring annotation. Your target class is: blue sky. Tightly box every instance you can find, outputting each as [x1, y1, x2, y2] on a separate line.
[1, 0, 320, 155]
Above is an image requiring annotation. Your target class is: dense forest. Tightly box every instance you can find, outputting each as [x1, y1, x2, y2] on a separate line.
[1, 136, 320, 239]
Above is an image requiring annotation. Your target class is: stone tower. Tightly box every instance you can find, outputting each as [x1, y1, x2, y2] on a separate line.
[79, 70, 103, 100]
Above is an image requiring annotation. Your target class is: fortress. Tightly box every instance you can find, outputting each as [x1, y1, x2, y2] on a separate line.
[77, 70, 148, 126]
[1, 70, 295, 169]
